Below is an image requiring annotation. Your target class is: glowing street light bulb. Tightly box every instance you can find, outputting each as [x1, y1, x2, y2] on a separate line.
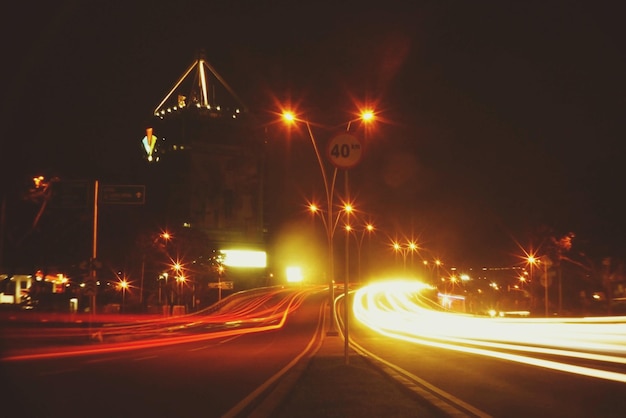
[361, 110, 374, 122]
[282, 111, 296, 123]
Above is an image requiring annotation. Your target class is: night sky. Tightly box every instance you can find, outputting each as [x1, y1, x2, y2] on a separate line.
[2, 1, 625, 268]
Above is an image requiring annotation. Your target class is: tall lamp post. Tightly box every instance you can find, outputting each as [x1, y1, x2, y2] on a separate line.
[282, 108, 375, 364]
[118, 279, 128, 313]
[283, 110, 374, 336]
[356, 223, 375, 282]
[283, 112, 338, 335]
[391, 240, 418, 273]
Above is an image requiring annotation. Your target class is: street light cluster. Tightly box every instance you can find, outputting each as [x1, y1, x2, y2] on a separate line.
[282, 108, 376, 280]
[281, 106, 376, 363]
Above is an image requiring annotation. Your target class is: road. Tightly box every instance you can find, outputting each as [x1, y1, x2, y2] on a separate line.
[0, 286, 326, 418]
[346, 280, 626, 418]
[4, 280, 625, 418]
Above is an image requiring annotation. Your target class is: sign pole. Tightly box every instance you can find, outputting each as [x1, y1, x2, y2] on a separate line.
[327, 132, 362, 365]
[344, 169, 350, 365]
[91, 180, 99, 315]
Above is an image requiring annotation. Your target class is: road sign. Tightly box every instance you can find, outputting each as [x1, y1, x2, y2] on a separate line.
[327, 133, 362, 169]
[51, 180, 90, 208]
[100, 185, 145, 205]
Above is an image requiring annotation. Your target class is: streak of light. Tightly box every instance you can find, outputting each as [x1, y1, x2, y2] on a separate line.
[2, 287, 317, 362]
[353, 280, 626, 383]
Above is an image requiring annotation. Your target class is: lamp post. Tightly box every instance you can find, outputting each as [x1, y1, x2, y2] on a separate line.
[408, 241, 418, 270]
[283, 112, 338, 335]
[434, 259, 442, 283]
[526, 254, 545, 316]
[392, 241, 408, 271]
[283, 110, 373, 332]
[391, 240, 418, 273]
[172, 262, 183, 307]
[176, 275, 185, 308]
[282, 108, 375, 365]
[119, 279, 128, 313]
[344, 222, 352, 363]
[356, 223, 375, 282]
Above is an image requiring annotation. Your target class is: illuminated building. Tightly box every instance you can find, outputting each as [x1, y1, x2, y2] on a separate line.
[141, 51, 268, 288]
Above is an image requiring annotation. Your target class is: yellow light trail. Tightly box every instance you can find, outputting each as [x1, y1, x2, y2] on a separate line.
[353, 280, 626, 383]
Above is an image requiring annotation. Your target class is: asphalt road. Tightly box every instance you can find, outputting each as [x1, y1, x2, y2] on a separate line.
[0, 288, 327, 418]
[348, 302, 626, 418]
[4, 285, 625, 418]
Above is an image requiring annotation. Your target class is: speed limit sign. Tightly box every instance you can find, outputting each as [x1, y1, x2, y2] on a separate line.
[327, 133, 363, 169]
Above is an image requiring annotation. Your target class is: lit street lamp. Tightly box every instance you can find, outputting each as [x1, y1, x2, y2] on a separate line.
[118, 279, 129, 313]
[355, 223, 375, 282]
[283, 111, 337, 335]
[283, 109, 374, 339]
[391, 239, 419, 273]
[525, 253, 546, 316]
[176, 275, 186, 307]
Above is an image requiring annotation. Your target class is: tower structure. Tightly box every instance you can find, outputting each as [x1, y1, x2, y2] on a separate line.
[141, 51, 267, 288]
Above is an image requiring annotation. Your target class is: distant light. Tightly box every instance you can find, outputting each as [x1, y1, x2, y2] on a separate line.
[282, 111, 296, 123]
[286, 266, 303, 283]
[361, 110, 374, 122]
[221, 249, 267, 268]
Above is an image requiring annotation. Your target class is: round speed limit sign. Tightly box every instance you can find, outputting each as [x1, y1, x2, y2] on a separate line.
[327, 133, 363, 169]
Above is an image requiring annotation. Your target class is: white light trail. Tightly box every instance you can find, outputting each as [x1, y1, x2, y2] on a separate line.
[353, 280, 626, 383]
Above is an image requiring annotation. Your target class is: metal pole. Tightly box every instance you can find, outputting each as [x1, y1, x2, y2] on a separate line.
[0, 195, 5, 271]
[218, 272, 222, 301]
[140, 254, 145, 305]
[91, 180, 99, 315]
[344, 170, 350, 365]
[558, 263, 562, 315]
[543, 262, 548, 318]
[304, 121, 338, 336]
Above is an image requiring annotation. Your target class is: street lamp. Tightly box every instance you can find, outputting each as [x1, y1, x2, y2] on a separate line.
[391, 241, 406, 270]
[356, 223, 375, 282]
[282, 107, 375, 365]
[118, 279, 129, 313]
[170, 261, 185, 308]
[407, 240, 418, 269]
[525, 253, 546, 316]
[391, 239, 419, 273]
[176, 275, 186, 307]
[283, 110, 373, 331]
[283, 111, 338, 335]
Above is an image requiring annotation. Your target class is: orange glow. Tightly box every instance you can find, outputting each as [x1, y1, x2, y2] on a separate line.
[282, 111, 296, 124]
[360, 110, 374, 122]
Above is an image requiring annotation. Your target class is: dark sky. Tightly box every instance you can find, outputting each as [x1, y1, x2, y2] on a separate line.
[2, 1, 625, 267]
